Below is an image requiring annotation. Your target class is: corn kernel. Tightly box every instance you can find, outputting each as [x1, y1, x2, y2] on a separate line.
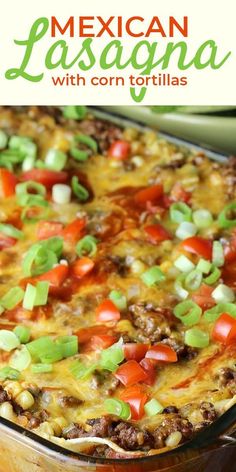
[131, 156, 144, 168]
[159, 261, 172, 273]
[109, 160, 122, 168]
[16, 390, 35, 410]
[0, 402, 15, 421]
[116, 320, 133, 333]
[53, 416, 68, 430]
[38, 421, 55, 436]
[165, 431, 182, 447]
[50, 421, 62, 437]
[4, 381, 23, 398]
[130, 260, 146, 275]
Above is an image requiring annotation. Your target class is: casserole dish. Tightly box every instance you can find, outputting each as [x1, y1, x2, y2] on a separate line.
[101, 106, 236, 154]
[0, 106, 235, 471]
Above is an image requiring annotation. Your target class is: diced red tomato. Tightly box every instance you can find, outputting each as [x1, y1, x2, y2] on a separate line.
[120, 385, 148, 420]
[144, 224, 172, 244]
[37, 264, 69, 287]
[223, 232, 236, 264]
[62, 219, 86, 244]
[170, 183, 191, 203]
[76, 325, 112, 344]
[5, 209, 22, 230]
[0, 233, 17, 249]
[37, 221, 63, 240]
[123, 343, 149, 362]
[192, 284, 215, 310]
[96, 299, 120, 322]
[115, 360, 148, 386]
[222, 261, 236, 289]
[134, 184, 163, 206]
[71, 257, 95, 278]
[84, 334, 117, 352]
[108, 140, 131, 160]
[139, 358, 157, 386]
[21, 169, 68, 189]
[0, 168, 17, 197]
[180, 236, 212, 261]
[212, 313, 236, 345]
[145, 344, 177, 363]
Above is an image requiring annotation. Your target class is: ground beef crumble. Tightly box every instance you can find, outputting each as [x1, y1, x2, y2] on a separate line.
[64, 415, 154, 451]
[153, 415, 193, 448]
[216, 367, 236, 395]
[129, 302, 174, 343]
[200, 402, 218, 422]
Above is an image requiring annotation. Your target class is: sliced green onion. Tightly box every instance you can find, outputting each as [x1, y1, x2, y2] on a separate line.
[0, 223, 24, 241]
[204, 303, 236, 322]
[70, 134, 98, 161]
[45, 149, 67, 171]
[10, 346, 32, 371]
[69, 360, 97, 379]
[176, 222, 197, 240]
[76, 235, 98, 257]
[100, 340, 124, 372]
[23, 281, 49, 311]
[9, 136, 36, 159]
[0, 149, 25, 166]
[141, 266, 165, 287]
[39, 345, 63, 364]
[170, 202, 192, 224]
[23, 284, 37, 311]
[212, 241, 224, 268]
[185, 270, 202, 291]
[34, 281, 49, 306]
[31, 363, 53, 374]
[192, 209, 213, 229]
[22, 155, 36, 172]
[13, 326, 31, 344]
[70, 148, 88, 162]
[104, 398, 131, 420]
[19, 194, 48, 209]
[16, 181, 46, 198]
[23, 238, 62, 277]
[174, 255, 195, 273]
[40, 237, 63, 258]
[204, 265, 221, 285]
[31, 247, 58, 274]
[26, 336, 54, 361]
[174, 274, 189, 300]
[185, 328, 209, 348]
[109, 290, 127, 311]
[144, 398, 164, 416]
[212, 284, 235, 303]
[63, 106, 87, 120]
[9, 136, 28, 149]
[35, 160, 47, 169]
[21, 141, 37, 160]
[196, 259, 212, 274]
[0, 130, 8, 150]
[71, 176, 89, 202]
[75, 134, 97, 153]
[21, 205, 50, 224]
[218, 203, 236, 229]
[0, 330, 20, 352]
[52, 184, 71, 204]
[0, 366, 20, 380]
[0, 287, 24, 310]
[55, 336, 78, 358]
[173, 300, 202, 326]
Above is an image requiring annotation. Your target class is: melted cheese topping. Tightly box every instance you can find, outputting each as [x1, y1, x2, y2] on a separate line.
[0, 107, 235, 455]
